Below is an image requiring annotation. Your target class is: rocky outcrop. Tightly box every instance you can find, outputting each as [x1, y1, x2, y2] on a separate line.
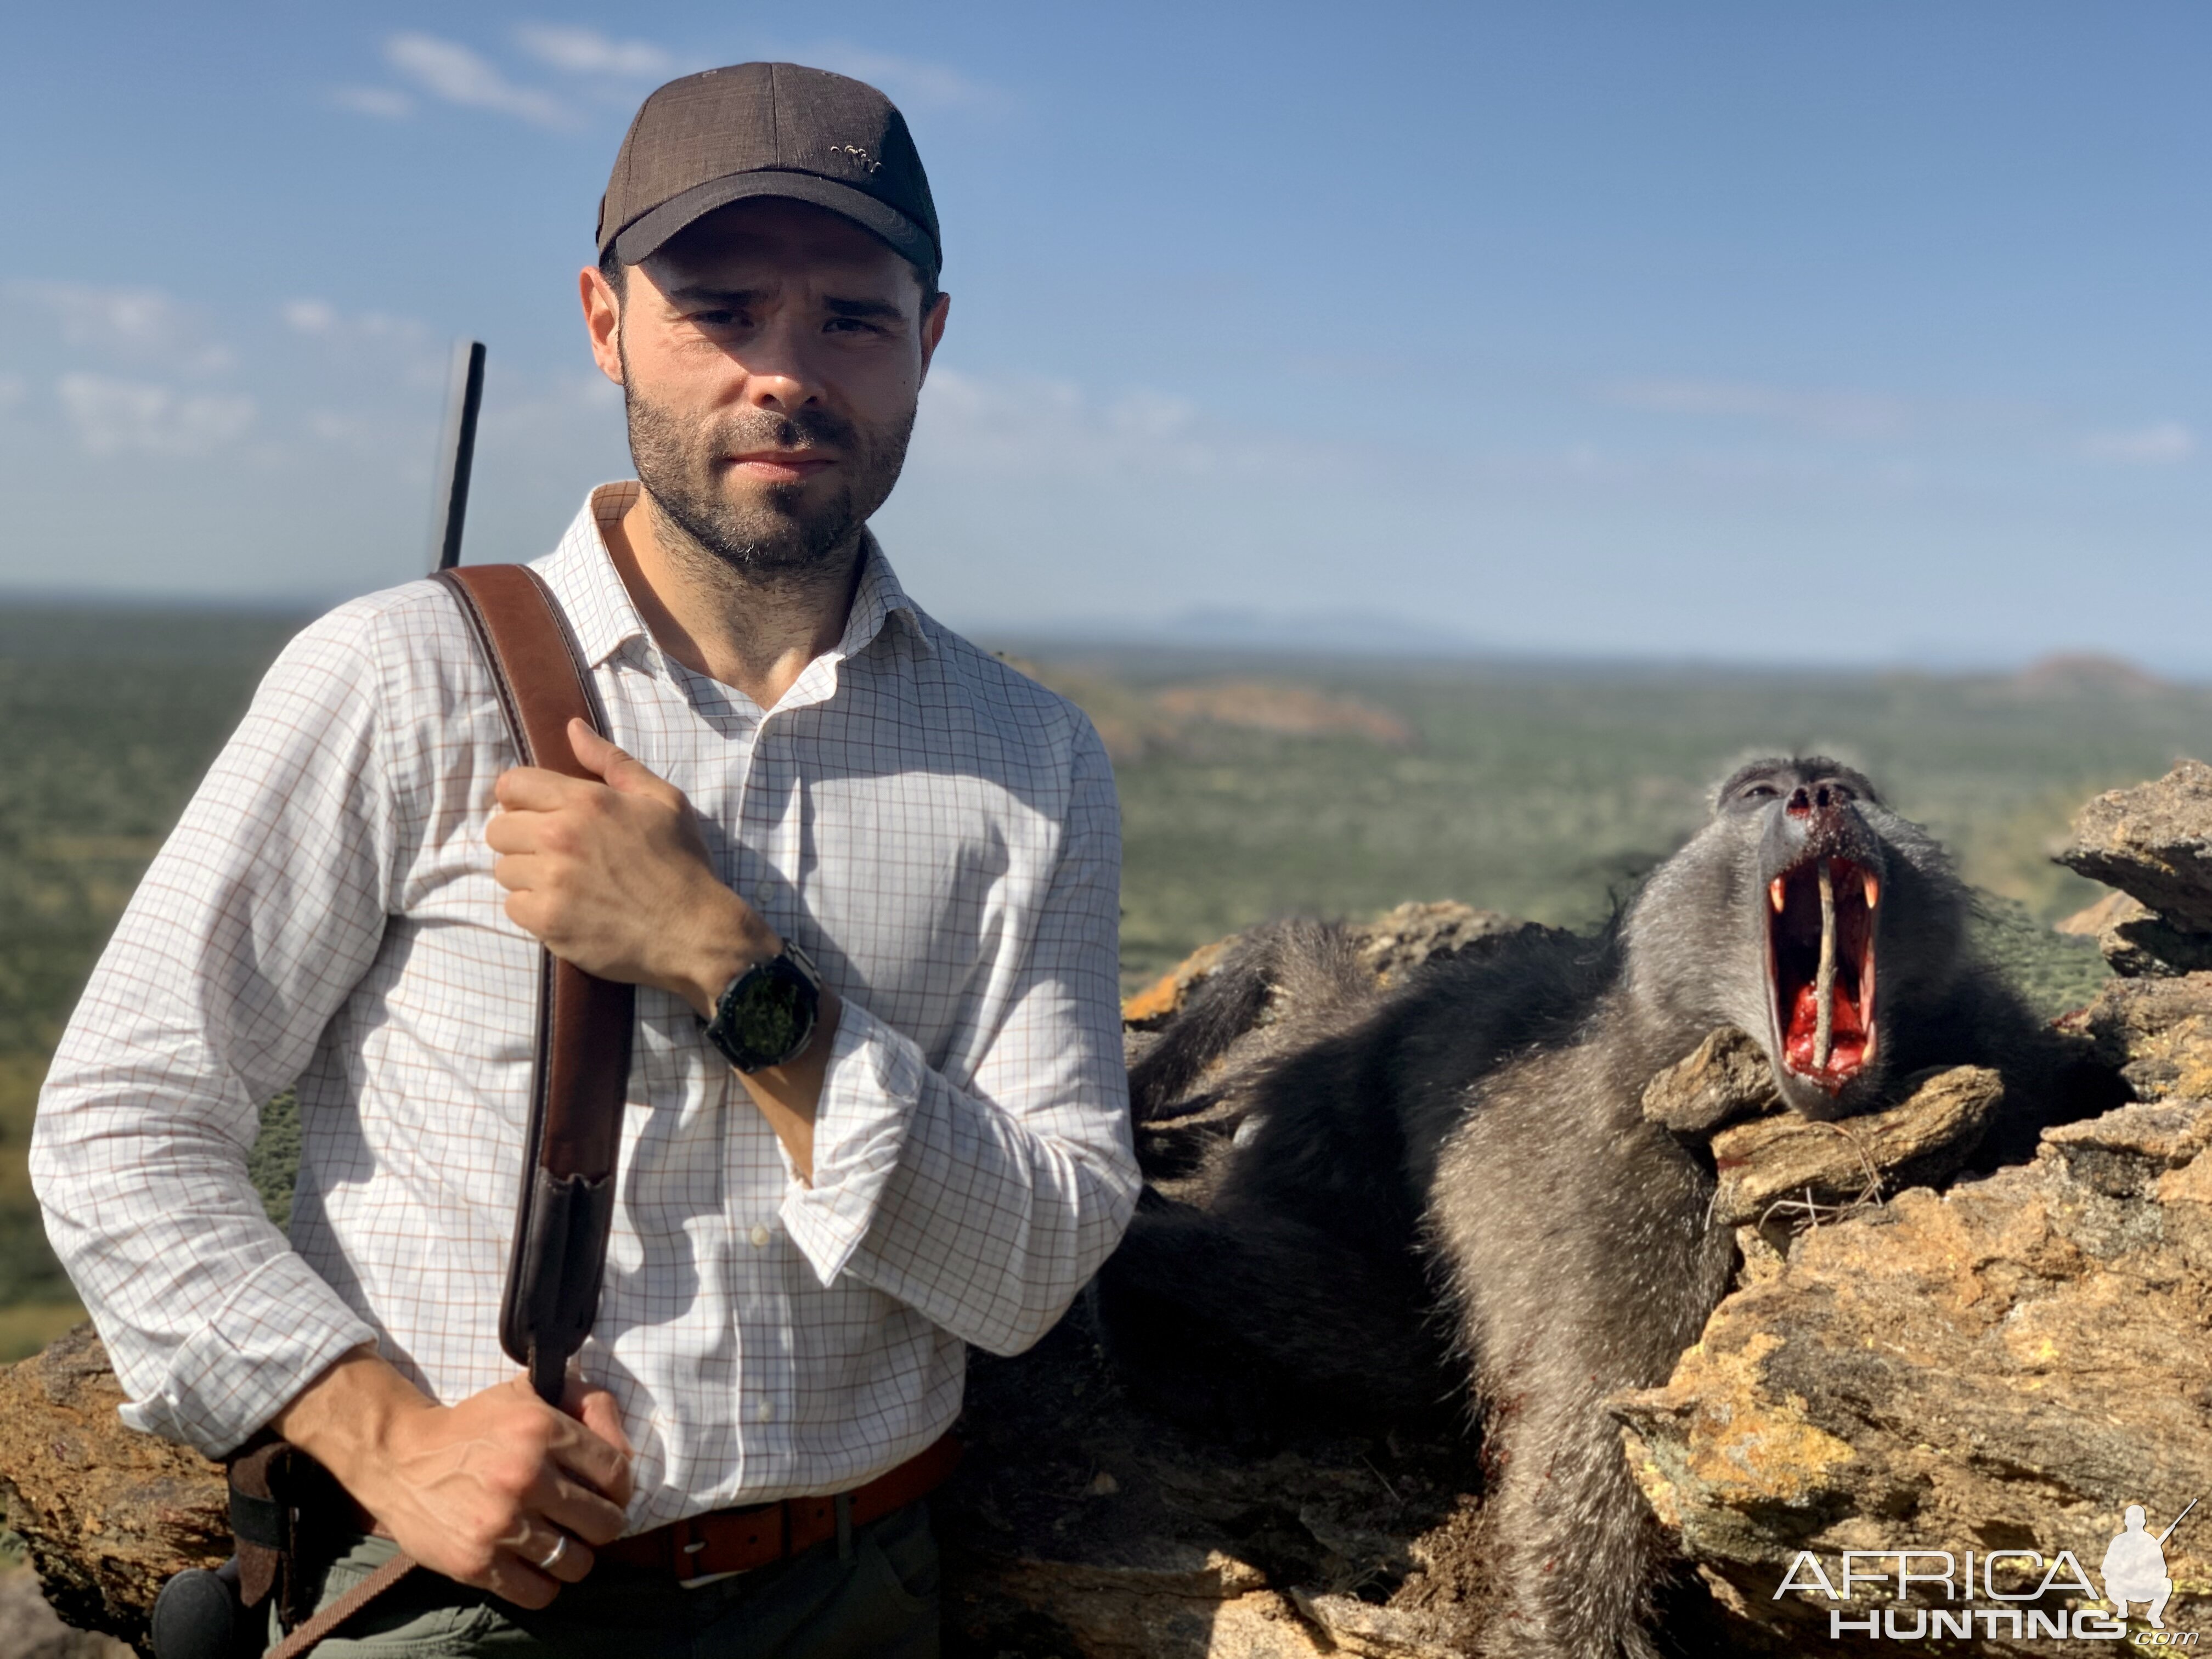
[9, 809, 2199, 1656]
[0, 1326, 228, 1654]
[943, 1316, 1487, 1658]
[2058, 890, 2212, 980]
[1615, 1097, 2212, 1652]
[0, 1314, 1493, 1659]
[1150, 685, 1413, 751]
[962, 901, 1566, 1656]
[2065, 970, 2212, 1102]
[1617, 760, 2212, 1652]
[0, 902, 1545, 1659]
[2060, 761, 2212, 969]
[1635, 1030, 2008, 1227]
[1006, 662, 1418, 768]
[1706, 1064, 2006, 1229]
[1121, 900, 1565, 1030]
[0, 1570, 128, 1659]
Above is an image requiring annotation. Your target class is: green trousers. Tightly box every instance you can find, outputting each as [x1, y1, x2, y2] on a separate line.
[272, 1501, 939, 1658]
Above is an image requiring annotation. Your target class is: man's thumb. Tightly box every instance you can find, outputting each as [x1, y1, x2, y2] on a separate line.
[568, 719, 672, 800]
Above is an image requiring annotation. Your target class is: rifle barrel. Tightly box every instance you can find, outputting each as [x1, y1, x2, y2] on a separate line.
[430, 340, 487, 573]
[2158, 1495, 2198, 1545]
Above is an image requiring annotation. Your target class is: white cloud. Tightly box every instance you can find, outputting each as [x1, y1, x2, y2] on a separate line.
[58, 374, 255, 456]
[2081, 421, 2195, 465]
[278, 298, 445, 393]
[10, 280, 230, 372]
[1605, 378, 1914, 441]
[515, 24, 675, 79]
[282, 299, 338, 335]
[912, 370, 1318, 480]
[385, 33, 572, 128]
[280, 298, 424, 346]
[307, 410, 368, 443]
[331, 85, 414, 119]
[793, 43, 1007, 113]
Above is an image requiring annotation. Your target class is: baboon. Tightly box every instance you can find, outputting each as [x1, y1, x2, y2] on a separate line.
[1100, 758, 2079, 1658]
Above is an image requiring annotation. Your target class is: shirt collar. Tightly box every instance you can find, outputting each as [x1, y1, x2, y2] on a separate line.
[534, 481, 933, 674]
[535, 482, 652, 670]
[837, 533, 933, 663]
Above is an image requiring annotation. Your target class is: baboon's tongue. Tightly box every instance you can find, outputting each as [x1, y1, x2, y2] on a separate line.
[1771, 852, 1876, 1086]
[1787, 979, 1866, 1054]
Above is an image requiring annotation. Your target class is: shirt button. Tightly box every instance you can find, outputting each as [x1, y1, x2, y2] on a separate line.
[749, 1224, 771, 1248]
[755, 1399, 776, 1424]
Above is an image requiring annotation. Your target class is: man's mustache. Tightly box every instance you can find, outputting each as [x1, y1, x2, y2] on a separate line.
[701, 409, 858, 459]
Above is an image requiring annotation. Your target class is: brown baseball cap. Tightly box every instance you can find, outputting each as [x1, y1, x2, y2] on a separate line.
[597, 63, 941, 280]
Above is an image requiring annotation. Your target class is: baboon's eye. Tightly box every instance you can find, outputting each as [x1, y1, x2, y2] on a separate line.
[1741, 784, 1778, 800]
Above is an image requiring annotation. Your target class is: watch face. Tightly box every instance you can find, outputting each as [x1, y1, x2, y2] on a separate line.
[729, 967, 808, 1064]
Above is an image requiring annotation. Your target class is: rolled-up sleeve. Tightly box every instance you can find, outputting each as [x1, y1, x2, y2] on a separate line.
[780, 723, 1138, 1355]
[30, 607, 397, 1457]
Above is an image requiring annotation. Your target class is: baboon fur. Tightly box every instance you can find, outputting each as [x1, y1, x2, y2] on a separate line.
[1099, 758, 2083, 1658]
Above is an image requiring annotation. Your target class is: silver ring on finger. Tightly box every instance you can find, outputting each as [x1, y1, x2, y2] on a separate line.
[537, 1533, 570, 1573]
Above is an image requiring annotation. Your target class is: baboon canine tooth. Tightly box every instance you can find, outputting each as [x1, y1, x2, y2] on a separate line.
[1769, 878, 1786, 913]
[1864, 872, 1880, 909]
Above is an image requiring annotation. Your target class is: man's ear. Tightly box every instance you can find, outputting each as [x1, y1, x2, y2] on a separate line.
[580, 266, 625, 387]
[916, 291, 951, 386]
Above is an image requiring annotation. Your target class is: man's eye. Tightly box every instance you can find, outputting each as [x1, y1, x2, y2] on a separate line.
[691, 310, 743, 326]
[825, 318, 882, 335]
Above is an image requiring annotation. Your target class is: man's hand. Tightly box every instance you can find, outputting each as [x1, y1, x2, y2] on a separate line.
[490, 719, 843, 1180]
[274, 1350, 635, 1609]
[489, 720, 775, 1016]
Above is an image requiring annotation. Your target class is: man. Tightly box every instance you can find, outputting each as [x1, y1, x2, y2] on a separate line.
[32, 62, 1137, 1657]
[2102, 1505, 2176, 1629]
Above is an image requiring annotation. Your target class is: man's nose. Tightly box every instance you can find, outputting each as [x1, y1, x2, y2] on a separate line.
[736, 315, 826, 413]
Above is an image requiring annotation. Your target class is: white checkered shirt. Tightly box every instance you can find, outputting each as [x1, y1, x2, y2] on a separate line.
[32, 484, 1138, 1529]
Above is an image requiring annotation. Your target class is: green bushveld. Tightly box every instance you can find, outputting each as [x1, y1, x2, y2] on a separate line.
[0, 607, 2197, 1357]
[0, 606, 304, 1355]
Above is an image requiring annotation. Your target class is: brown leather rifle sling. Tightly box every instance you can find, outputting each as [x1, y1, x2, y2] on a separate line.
[438, 563, 636, 1408]
[227, 566, 634, 1659]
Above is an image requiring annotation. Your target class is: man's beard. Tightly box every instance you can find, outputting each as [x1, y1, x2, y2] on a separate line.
[623, 378, 915, 579]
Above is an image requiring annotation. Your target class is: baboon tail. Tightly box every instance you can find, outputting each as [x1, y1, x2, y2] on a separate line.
[1096, 1194, 1452, 1433]
[1128, 919, 1374, 1123]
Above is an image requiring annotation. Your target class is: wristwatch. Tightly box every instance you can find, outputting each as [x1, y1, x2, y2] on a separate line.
[704, 940, 823, 1073]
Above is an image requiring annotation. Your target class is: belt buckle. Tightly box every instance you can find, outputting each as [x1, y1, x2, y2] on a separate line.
[674, 1502, 787, 1588]
[671, 1515, 719, 1589]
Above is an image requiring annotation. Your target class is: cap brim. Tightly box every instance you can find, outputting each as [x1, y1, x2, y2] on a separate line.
[610, 170, 938, 276]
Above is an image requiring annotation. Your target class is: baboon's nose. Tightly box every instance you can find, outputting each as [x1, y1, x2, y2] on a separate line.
[1786, 781, 1854, 818]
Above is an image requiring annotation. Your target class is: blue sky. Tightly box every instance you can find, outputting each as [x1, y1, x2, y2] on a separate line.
[1, 2, 2205, 667]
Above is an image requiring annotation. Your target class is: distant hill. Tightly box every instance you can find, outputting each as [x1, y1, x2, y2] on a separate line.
[998, 606, 1487, 658]
[2002, 653, 2170, 698]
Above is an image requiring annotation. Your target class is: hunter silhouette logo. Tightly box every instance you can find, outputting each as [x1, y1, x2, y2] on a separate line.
[1773, 1497, 2199, 1642]
[2103, 1499, 2194, 1630]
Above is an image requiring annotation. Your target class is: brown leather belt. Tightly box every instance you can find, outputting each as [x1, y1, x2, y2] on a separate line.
[598, 1435, 962, 1582]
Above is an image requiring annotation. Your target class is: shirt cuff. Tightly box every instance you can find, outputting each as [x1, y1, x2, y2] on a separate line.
[116, 1249, 380, 1459]
[779, 999, 927, 1287]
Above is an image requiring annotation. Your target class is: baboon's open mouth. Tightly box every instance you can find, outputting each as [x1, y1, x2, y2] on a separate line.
[1765, 854, 1877, 1092]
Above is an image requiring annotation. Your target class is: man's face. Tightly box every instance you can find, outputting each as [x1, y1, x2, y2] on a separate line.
[582, 197, 949, 575]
